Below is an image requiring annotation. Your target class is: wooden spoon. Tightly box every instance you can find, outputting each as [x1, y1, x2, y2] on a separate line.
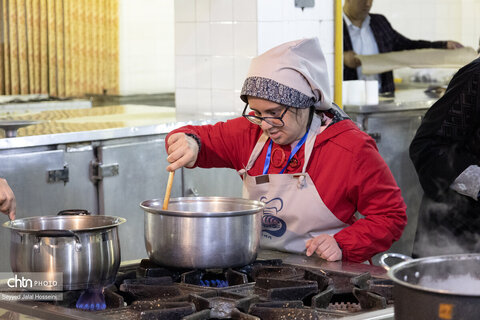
[162, 171, 175, 210]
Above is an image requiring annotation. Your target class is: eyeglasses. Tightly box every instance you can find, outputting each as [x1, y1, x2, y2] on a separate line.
[242, 103, 290, 127]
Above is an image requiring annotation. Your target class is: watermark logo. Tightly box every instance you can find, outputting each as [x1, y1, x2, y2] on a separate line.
[0, 272, 63, 301]
[7, 274, 59, 289]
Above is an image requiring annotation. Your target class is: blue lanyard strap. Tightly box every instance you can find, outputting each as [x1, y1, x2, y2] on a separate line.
[262, 130, 309, 175]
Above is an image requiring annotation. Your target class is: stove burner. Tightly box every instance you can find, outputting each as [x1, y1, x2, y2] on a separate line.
[181, 269, 248, 287]
[7, 258, 394, 319]
[199, 279, 229, 287]
[75, 288, 106, 310]
[188, 291, 259, 319]
[249, 301, 327, 320]
[119, 282, 183, 303]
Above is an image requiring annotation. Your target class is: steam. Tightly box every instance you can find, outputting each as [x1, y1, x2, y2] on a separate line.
[418, 274, 480, 295]
[413, 195, 480, 258]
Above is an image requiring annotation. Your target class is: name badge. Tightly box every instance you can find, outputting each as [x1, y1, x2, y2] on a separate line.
[255, 175, 270, 185]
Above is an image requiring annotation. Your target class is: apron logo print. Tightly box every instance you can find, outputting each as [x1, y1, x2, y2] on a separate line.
[260, 196, 287, 237]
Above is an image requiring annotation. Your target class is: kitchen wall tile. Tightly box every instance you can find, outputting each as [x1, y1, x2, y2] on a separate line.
[257, 22, 284, 54]
[370, 0, 478, 47]
[319, 20, 334, 54]
[211, 89, 235, 113]
[281, 21, 298, 43]
[257, 0, 283, 22]
[175, 56, 197, 89]
[175, 22, 197, 55]
[196, 23, 211, 55]
[196, 0, 211, 22]
[211, 23, 234, 56]
[317, 0, 334, 20]
[196, 56, 212, 89]
[325, 52, 335, 94]
[155, 70, 175, 93]
[292, 21, 321, 41]
[210, 0, 233, 22]
[127, 72, 168, 94]
[211, 57, 234, 90]
[233, 0, 257, 21]
[287, 1, 318, 21]
[119, 0, 174, 94]
[233, 90, 245, 113]
[436, 2, 455, 20]
[175, 88, 198, 114]
[234, 22, 257, 56]
[175, 0, 195, 22]
[234, 56, 252, 90]
[197, 89, 213, 114]
[410, 2, 429, 20]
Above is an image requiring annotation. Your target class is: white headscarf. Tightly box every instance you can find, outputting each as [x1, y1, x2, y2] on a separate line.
[240, 37, 333, 111]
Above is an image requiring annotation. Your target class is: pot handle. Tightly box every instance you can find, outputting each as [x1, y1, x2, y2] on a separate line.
[57, 209, 90, 216]
[33, 229, 82, 252]
[35, 229, 78, 238]
[379, 252, 413, 271]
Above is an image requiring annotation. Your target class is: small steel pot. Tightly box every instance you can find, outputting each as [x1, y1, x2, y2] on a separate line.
[140, 197, 264, 269]
[2, 210, 126, 290]
[387, 253, 480, 320]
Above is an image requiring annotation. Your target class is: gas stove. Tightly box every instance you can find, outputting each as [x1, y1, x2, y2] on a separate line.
[0, 250, 394, 320]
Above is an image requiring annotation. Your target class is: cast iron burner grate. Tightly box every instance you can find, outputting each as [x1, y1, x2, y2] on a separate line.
[17, 259, 393, 320]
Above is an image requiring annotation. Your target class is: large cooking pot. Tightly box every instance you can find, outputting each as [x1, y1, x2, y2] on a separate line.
[140, 197, 264, 269]
[2, 210, 126, 290]
[384, 253, 480, 320]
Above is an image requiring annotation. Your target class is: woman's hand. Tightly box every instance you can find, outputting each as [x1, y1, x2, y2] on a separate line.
[305, 234, 342, 261]
[0, 178, 16, 220]
[166, 133, 199, 171]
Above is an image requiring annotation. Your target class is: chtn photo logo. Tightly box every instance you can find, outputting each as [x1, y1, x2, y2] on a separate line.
[0, 272, 63, 292]
[7, 274, 58, 289]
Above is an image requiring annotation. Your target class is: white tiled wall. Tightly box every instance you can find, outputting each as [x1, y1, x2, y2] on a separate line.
[175, 0, 335, 116]
[118, 0, 479, 103]
[371, 0, 480, 49]
[118, 0, 174, 95]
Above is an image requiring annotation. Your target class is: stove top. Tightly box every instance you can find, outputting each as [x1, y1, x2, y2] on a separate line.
[0, 250, 395, 320]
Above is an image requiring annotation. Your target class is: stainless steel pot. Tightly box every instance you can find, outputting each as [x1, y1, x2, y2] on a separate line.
[140, 197, 264, 269]
[386, 253, 480, 320]
[2, 211, 126, 290]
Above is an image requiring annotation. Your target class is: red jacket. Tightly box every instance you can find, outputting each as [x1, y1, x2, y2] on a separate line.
[166, 116, 407, 262]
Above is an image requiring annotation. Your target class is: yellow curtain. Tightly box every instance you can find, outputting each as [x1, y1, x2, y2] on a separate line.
[0, 0, 119, 97]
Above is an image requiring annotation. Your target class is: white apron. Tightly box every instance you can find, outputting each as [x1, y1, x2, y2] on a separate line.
[240, 115, 349, 253]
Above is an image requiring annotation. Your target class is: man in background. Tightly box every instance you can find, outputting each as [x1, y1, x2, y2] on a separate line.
[343, 0, 463, 95]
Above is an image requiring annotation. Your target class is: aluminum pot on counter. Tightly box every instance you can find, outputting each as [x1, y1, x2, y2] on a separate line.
[382, 253, 480, 320]
[2, 210, 126, 290]
[140, 197, 264, 269]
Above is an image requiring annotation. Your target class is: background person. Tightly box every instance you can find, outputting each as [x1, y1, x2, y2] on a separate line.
[165, 38, 407, 263]
[343, 0, 463, 95]
[410, 55, 480, 257]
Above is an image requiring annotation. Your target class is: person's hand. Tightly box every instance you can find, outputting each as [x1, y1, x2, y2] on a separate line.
[166, 133, 199, 171]
[446, 41, 463, 49]
[305, 234, 342, 261]
[0, 178, 16, 220]
[344, 50, 361, 69]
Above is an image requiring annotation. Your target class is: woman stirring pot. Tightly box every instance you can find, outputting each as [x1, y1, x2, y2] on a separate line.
[165, 38, 406, 263]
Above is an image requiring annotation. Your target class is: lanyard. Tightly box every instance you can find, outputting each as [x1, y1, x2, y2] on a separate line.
[262, 130, 309, 175]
